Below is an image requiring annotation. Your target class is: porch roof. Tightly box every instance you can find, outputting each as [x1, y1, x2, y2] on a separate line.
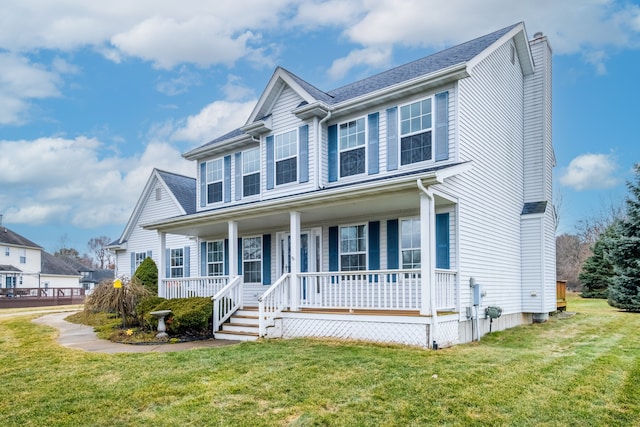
[143, 162, 470, 238]
[0, 264, 21, 273]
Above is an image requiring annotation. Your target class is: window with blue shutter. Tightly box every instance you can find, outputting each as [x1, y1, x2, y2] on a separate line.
[266, 135, 274, 190]
[435, 92, 449, 161]
[368, 221, 380, 270]
[262, 234, 271, 285]
[184, 246, 190, 277]
[386, 107, 398, 170]
[387, 219, 399, 269]
[199, 162, 206, 207]
[436, 213, 450, 269]
[299, 125, 309, 183]
[224, 239, 229, 275]
[200, 242, 207, 276]
[165, 248, 171, 278]
[328, 124, 338, 182]
[338, 118, 366, 177]
[328, 226, 339, 271]
[224, 155, 231, 202]
[235, 152, 242, 201]
[130, 252, 135, 275]
[368, 112, 379, 175]
[242, 148, 260, 196]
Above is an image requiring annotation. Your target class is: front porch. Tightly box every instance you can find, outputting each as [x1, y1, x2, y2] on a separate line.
[160, 268, 458, 348]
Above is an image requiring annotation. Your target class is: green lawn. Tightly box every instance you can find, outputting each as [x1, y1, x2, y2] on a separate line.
[1, 295, 638, 426]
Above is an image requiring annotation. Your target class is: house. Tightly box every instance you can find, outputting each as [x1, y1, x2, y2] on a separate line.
[108, 169, 198, 288]
[61, 257, 114, 291]
[136, 22, 555, 348]
[0, 220, 82, 292]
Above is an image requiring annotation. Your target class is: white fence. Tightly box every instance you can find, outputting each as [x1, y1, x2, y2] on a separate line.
[160, 276, 229, 299]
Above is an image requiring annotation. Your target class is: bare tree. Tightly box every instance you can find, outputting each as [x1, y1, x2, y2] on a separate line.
[556, 233, 590, 290]
[88, 236, 114, 269]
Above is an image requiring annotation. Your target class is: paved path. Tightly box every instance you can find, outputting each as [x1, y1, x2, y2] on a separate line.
[26, 312, 240, 354]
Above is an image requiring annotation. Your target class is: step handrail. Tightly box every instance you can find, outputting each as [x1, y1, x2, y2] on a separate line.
[257, 273, 290, 337]
[212, 275, 243, 333]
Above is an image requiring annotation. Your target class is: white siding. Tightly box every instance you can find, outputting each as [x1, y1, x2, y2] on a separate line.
[2, 246, 41, 287]
[520, 215, 544, 312]
[454, 39, 525, 315]
[40, 274, 81, 289]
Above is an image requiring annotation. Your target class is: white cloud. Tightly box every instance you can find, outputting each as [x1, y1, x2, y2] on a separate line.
[560, 153, 619, 191]
[0, 136, 192, 228]
[328, 46, 392, 80]
[156, 67, 202, 96]
[0, 53, 62, 124]
[169, 100, 256, 145]
[221, 75, 255, 101]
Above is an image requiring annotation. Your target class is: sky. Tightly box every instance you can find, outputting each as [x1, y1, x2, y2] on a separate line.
[1, 0, 639, 256]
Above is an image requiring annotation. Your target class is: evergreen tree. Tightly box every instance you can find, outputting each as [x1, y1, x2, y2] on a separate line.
[608, 164, 640, 311]
[134, 257, 159, 295]
[579, 222, 618, 299]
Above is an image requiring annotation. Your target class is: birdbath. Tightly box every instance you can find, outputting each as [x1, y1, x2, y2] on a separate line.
[149, 310, 172, 339]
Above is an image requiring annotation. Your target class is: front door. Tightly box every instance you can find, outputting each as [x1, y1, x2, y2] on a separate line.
[277, 228, 322, 300]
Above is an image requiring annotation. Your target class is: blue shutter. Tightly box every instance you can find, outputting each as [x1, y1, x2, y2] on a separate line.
[130, 252, 135, 275]
[200, 241, 207, 276]
[165, 249, 171, 278]
[436, 213, 450, 269]
[329, 226, 339, 271]
[328, 124, 338, 182]
[386, 107, 398, 171]
[387, 219, 399, 269]
[435, 92, 449, 161]
[238, 238, 243, 276]
[368, 113, 379, 175]
[224, 155, 231, 203]
[224, 239, 229, 275]
[262, 234, 271, 285]
[235, 152, 242, 201]
[299, 125, 309, 183]
[368, 221, 380, 270]
[266, 135, 274, 190]
[199, 162, 206, 207]
[184, 246, 190, 277]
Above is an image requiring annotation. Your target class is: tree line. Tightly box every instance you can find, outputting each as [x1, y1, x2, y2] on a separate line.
[558, 164, 640, 311]
[54, 235, 115, 270]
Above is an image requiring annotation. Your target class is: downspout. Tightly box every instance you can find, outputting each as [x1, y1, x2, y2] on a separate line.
[417, 179, 438, 349]
[316, 110, 332, 189]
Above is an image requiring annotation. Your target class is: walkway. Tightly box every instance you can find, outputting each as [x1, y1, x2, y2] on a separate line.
[25, 311, 240, 354]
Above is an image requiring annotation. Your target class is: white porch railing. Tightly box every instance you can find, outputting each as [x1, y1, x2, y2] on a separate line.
[294, 269, 457, 311]
[160, 276, 229, 299]
[258, 273, 290, 337]
[435, 269, 457, 311]
[212, 276, 243, 333]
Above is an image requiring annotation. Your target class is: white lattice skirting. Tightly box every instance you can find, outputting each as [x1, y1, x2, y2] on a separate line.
[281, 311, 462, 348]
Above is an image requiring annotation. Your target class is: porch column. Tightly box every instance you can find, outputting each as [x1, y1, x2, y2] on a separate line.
[228, 221, 238, 278]
[158, 231, 166, 298]
[419, 191, 437, 319]
[290, 211, 301, 311]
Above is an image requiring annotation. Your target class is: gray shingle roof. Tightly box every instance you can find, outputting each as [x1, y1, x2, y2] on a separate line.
[0, 264, 22, 272]
[192, 23, 519, 151]
[0, 227, 42, 249]
[157, 169, 197, 215]
[41, 251, 81, 276]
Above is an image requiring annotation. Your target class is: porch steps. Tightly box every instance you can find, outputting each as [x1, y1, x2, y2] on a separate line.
[214, 307, 260, 342]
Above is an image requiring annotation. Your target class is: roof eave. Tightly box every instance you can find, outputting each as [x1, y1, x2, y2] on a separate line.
[292, 102, 331, 120]
[183, 132, 255, 161]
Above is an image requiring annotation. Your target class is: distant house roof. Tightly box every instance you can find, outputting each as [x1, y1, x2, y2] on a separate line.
[0, 264, 22, 273]
[157, 169, 196, 215]
[0, 227, 42, 249]
[193, 23, 520, 151]
[41, 252, 81, 276]
[522, 201, 547, 215]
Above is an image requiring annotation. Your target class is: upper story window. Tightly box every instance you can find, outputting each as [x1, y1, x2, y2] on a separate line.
[401, 218, 421, 269]
[275, 130, 297, 185]
[400, 98, 432, 165]
[206, 158, 224, 203]
[340, 224, 367, 271]
[170, 248, 184, 278]
[207, 240, 224, 276]
[339, 118, 366, 177]
[19, 249, 26, 264]
[243, 148, 260, 197]
[4, 247, 9, 256]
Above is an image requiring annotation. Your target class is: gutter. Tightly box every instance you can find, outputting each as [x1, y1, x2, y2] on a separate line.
[417, 178, 438, 349]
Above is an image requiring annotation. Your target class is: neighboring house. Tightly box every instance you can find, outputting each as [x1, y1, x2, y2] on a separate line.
[62, 258, 114, 290]
[108, 169, 197, 284]
[138, 22, 555, 348]
[0, 221, 82, 290]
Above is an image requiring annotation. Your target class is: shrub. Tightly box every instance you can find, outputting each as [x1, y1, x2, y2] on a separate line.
[138, 297, 212, 336]
[135, 296, 167, 329]
[134, 257, 158, 295]
[84, 277, 151, 326]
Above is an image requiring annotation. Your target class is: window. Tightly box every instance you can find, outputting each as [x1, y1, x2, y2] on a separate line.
[243, 148, 260, 196]
[6, 277, 16, 288]
[170, 248, 184, 278]
[4, 247, 9, 256]
[275, 130, 297, 185]
[155, 187, 162, 201]
[19, 249, 26, 264]
[401, 218, 421, 269]
[135, 252, 147, 270]
[400, 98, 432, 165]
[243, 237, 262, 283]
[207, 240, 224, 276]
[339, 118, 366, 177]
[340, 225, 367, 271]
[206, 158, 224, 203]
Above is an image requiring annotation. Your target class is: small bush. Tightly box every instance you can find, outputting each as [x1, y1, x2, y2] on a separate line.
[138, 297, 212, 337]
[135, 296, 167, 329]
[134, 257, 158, 294]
